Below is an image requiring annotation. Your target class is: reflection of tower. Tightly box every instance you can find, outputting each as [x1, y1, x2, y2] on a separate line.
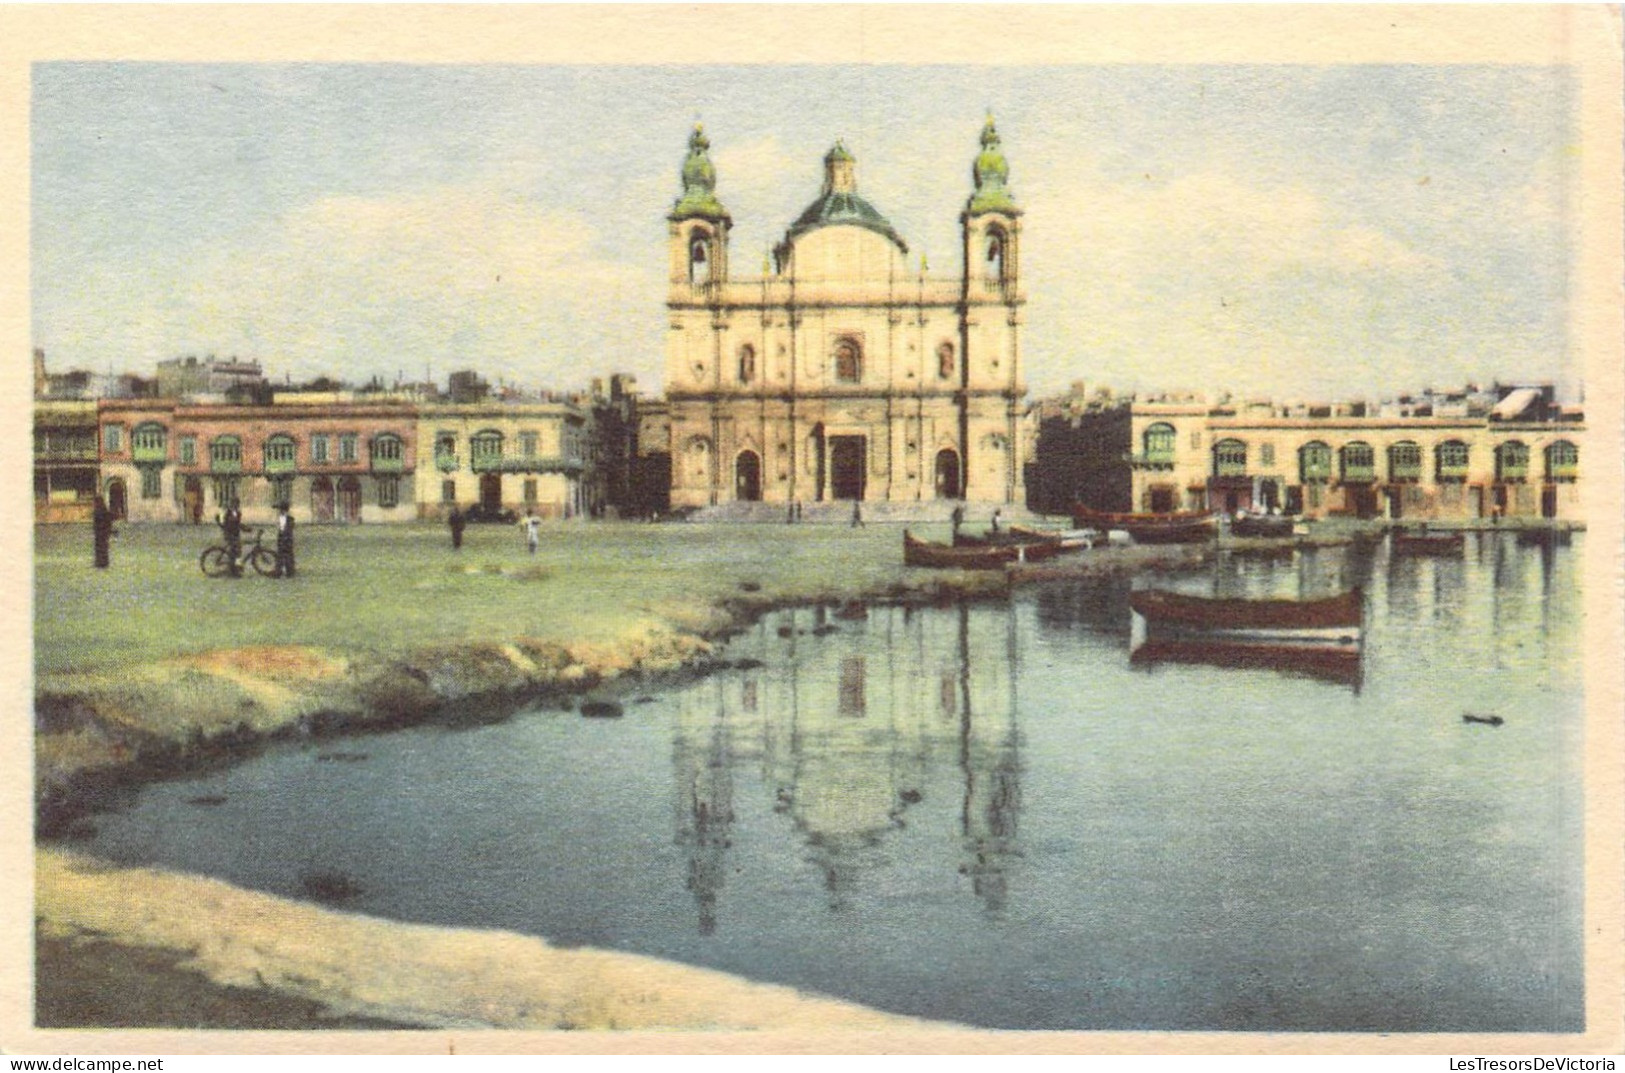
[955, 602, 1022, 912]
[672, 682, 736, 936]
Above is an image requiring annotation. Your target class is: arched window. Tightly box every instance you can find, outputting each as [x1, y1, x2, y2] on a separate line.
[937, 342, 955, 380]
[985, 227, 1006, 285]
[1545, 440, 1578, 482]
[1339, 442, 1375, 482]
[833, 337, 862, 383]
[263, 433, 297, 473]
[209, 435, 242, 469]
[471, 430, 504, 471]
[1299, 441, 1332, 483]
[371, 433, 405, 470]
[1435, 440, 1470, 482]
[688, 231, 710, 285]
[1494, 441, 1530, 482]
[738, 344, 756, 384]
[1388, 441, 1422, 483]
[1143, 423, 1176, 465]
[1212, 438, 1247, 477]
[131, 422, 167, 460]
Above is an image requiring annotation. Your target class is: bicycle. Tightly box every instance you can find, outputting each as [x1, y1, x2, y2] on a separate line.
[200, 527, 278, 578]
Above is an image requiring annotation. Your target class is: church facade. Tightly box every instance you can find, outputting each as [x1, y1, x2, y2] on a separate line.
[664, 120, 1027, 509]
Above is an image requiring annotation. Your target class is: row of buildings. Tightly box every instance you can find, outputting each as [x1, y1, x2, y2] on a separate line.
[33, 121, 1586, 527]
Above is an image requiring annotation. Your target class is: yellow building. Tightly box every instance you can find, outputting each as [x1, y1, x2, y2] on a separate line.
[663, 120, 1027, 510]
[416, 400, 589, 520]
[1128, 389, 1583, 523]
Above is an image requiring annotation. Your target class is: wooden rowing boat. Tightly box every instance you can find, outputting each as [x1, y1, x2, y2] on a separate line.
[1229, 513, 1296, 539]
[904, 530, 1065, 569]
[1129, 587, 1364, 646]
[1391, 529, 1465, 555]
[1071, 506, 1217, 544]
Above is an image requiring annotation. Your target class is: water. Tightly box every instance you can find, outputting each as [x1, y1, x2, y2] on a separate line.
[73, 535, 1584, 1031]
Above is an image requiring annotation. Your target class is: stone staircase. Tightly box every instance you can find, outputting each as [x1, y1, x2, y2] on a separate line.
[685, 500, 1052, 526]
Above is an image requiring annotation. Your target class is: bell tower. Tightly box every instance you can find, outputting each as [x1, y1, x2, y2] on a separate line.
[668, 124, 731, 291]
[961, 114, 1021, 301]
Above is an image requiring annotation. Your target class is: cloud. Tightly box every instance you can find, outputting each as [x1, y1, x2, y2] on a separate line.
[51, 184, 665, 389]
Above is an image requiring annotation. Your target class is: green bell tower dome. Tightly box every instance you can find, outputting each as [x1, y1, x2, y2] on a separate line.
[671, 123, 730, 223]
[967, 115, 1020, 216]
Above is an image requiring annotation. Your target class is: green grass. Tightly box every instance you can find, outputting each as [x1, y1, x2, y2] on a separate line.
[34, 521, 950, 676]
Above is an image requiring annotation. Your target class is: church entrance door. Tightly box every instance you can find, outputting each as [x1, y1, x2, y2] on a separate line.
[480, 474, 502, 514]
[829, 436, 866, 501]
[934, 449, 960, 499]
[735, 451, 762, 502]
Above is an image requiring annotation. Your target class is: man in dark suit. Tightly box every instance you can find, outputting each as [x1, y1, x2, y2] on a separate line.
[275, 505, 296, 578]
[92, 494, 113, 569]
[220, 498, 243, 577]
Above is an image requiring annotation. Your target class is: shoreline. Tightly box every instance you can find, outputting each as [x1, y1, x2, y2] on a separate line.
[34, 539, 1209, 1030]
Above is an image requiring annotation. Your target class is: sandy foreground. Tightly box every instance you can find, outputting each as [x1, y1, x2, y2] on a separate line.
[32, 536, 1209, 1031]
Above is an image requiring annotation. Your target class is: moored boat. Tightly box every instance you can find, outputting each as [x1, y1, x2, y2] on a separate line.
[1070, 506, 1217, 544]
[1391, 528, 1465, 555]
[1129, 587, 1364, 647]
[905, 530, 1061, 569]
[1229, 513, 1297, 539]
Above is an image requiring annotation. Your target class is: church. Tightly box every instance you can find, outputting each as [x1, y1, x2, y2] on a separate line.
[663, 119, 1027, 510]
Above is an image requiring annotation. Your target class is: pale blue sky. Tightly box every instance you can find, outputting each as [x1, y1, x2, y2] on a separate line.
[32, 63, 1575, 401]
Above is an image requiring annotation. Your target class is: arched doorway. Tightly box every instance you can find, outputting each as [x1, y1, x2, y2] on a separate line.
[106, 478, 127, 520]
[934, 449, 960, 499]
[735, 451, 762, 502]
[183, 476, 204, 525]
[311, 477, 335, 523]
[479, 473, 502, 513]
[338, 476, 362, 523]
[829, 437, 866, 500]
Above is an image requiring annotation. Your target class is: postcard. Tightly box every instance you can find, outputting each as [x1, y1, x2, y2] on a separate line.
[3, 5, 1621, 1060]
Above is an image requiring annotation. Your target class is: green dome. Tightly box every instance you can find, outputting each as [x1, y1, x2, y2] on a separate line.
[785, 142, 908, 252]
[967, 115, 1020, 216]
[670, 124, 730, 223]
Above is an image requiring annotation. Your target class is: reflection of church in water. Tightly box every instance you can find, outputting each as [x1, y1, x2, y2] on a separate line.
[672, 602, 1021, 933]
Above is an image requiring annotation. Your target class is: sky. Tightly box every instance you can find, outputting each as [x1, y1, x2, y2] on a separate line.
[31, 63, 1577, 402]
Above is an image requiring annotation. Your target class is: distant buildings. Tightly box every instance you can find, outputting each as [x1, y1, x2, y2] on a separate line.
[1029, 382, 1584, 524]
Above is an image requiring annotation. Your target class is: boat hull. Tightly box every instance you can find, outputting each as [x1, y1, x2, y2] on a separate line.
[1392, 531, 1465, 555]
[1071, 507, 1216, 544]
[904, 530, 1055, 569]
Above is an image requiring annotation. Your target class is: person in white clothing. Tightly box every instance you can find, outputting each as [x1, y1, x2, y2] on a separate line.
[521, 511, 541, 554]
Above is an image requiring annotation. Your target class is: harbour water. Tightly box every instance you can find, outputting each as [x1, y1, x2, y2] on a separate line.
[72, 534, 1584, 1031]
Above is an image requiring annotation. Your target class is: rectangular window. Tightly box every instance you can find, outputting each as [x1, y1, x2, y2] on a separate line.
[376, 474, 399, 508]
[311, 435, 330, 463]
[179, 436, 197, 465]
[102, 425, 123, 452]
[212, 476, 238, 506]
[140, 466, 162, 500]
[441, 479, 457, 504]
[1259, 442, 1275, 467]
[523, 478, 538, 503]
[1189, 430, 1201, 450]
[520, 432, 538, 458]
[270, 476, 293, 509]
[339, 434, 358, 463]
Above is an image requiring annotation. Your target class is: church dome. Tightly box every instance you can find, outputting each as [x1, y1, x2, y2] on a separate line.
[785, 142, 908, 252]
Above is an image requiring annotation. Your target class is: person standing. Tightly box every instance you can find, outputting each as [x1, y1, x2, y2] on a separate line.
[91, 493, 113, 569]
[448, 505, 466, 549]
[522, 510, 541, 554]
[951, 504, 965, 538]
[220, 498, 243, 577]
[990, 508, 1003, 533]
[275, 504, 296, 578]
[850, 500, 864, 528]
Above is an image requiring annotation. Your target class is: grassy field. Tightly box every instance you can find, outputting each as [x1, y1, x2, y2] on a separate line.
[34, 520, 958, 676]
